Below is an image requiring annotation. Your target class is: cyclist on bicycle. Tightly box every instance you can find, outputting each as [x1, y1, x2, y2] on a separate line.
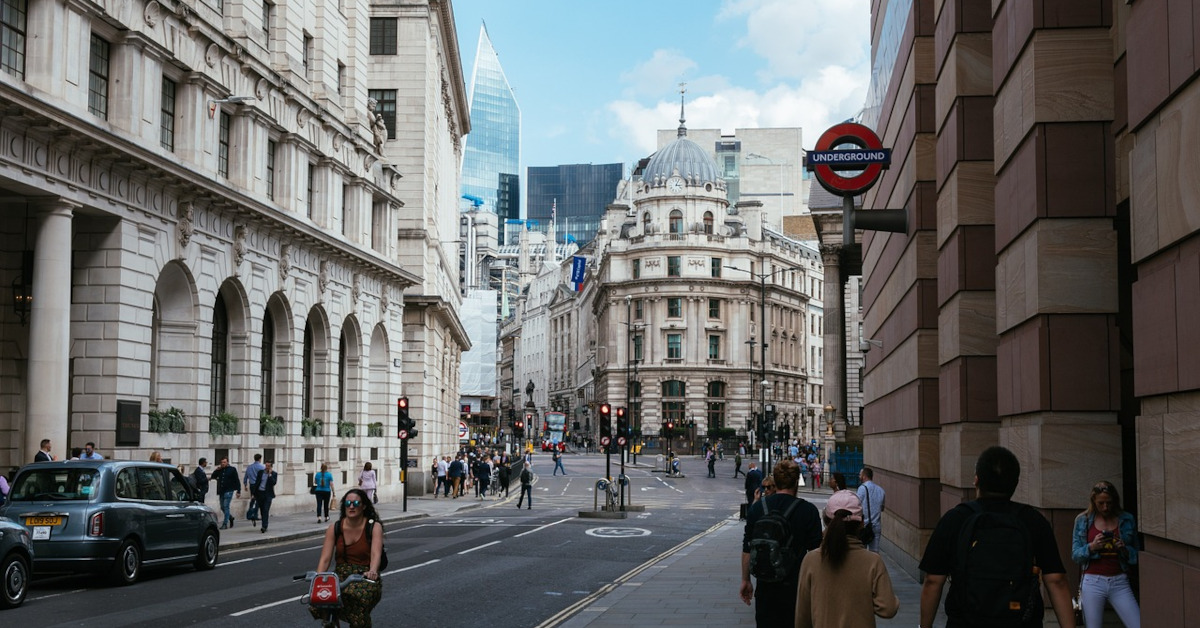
[312, 488, 383, 627]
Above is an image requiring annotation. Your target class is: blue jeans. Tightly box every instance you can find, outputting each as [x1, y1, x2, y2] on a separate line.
[1081, 572, 1140, 628]
[553, 460, 565, 475]
[220, 491, 236, 526]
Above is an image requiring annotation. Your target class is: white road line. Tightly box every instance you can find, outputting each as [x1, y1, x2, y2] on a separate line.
[28, 588, 88, 602]
[382, 558, 439, 576]
[231, 559, 444, 618]
[514, 517, 573, 538]
[229, 595, 305, 616]
[220, 545, 322, 566]
[457, 540, 500, 555]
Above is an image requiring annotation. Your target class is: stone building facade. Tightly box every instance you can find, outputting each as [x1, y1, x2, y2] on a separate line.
[0, 0, 468, 508]
[588, 121, 824, 450]
[854, 2, 1200, 623]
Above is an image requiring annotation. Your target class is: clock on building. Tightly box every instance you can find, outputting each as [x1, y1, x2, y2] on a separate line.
[667, 176, 685, 194]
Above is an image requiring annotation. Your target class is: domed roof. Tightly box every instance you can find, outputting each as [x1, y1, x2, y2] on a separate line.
[641, 90, 722, 186]
[643, 132, 721, 184]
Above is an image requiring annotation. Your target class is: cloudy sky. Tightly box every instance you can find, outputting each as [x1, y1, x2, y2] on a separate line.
[452, 0, 872, 175]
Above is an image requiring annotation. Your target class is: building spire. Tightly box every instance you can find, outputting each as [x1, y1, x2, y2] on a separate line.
[677, 82, 687, 138]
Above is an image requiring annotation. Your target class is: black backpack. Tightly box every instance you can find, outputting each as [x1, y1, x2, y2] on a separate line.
[950, 501, 1041, 627]
[335, 518, 389, 571]
[748, 497, 802, 583]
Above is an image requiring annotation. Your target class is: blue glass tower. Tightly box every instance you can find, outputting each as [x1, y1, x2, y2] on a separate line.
[461, 23, 520, 231]
[527, 163, 624, 247]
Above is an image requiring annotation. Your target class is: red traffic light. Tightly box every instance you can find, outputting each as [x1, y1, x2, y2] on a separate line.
[397, 396, 409, 409]
[666, 421, 674, 430]
[616, 407, 626, 418]
[599, 403, 611, 416]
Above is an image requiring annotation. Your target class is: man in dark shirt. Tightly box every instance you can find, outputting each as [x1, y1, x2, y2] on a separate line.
[739, 460, 822, 627]
[210, 457, 241, 529]
[744, 461, 763, 504]
[918, 446, 1075, 628]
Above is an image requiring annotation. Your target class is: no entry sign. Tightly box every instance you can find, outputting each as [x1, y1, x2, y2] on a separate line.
[805, 122, 891, 196]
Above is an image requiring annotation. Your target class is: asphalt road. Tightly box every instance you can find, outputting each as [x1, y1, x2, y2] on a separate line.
[9, 454, 750, 627]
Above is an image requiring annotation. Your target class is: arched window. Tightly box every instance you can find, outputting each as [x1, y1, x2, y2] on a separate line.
[261, 309, 275, 415]
[662, 380, 685, 431]
[703, 211, 714, 234]
[303, 320, 314, 419]
[209, 292, 229, 417]
[669, 209, 683, 234]
[707, 380, 726, 431]
[643, 212, 651, 232]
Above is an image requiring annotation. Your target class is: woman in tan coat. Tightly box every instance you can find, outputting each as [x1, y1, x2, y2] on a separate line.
[794, 490, 899, 628]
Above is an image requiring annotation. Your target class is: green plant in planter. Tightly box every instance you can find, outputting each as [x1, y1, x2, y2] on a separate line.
[337, 420, 356, 438]
[148, 406, 186, 434]
[259, 412, 286, 437]
[301, 417, 323, 438]
[367, 421, 384, 437]
[209, 411, 239, 437]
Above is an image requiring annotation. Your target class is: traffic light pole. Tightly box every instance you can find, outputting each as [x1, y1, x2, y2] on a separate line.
[400, 437, 408, 513]
[397, 396, 412, 513]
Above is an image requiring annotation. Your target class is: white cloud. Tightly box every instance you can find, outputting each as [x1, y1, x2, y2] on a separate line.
[607, 0, 870, 161]
[619, 49, 698, 98]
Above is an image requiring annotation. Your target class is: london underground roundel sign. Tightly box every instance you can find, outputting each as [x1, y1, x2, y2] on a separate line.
[805, 122, 891, 196]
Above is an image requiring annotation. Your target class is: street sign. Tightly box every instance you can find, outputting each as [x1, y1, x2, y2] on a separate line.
[398, 429, 408, 439]
[600, 436, 611, 447]
[406, 459, 418, 467]
[457, 421, 469, 440]
[617, 436, 627, 446]
[806, 122, 890, 196]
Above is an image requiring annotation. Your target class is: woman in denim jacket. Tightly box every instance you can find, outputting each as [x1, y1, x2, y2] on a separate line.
[1071, 481, 1140, 628]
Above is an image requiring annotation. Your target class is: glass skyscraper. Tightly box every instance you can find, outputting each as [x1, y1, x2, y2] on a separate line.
[526, 163, 624, 247]
[461, 23, 520, 230]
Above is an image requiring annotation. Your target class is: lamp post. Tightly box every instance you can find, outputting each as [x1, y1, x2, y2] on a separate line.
[726, 262, 802, 475]
[823, 402, 836, 475]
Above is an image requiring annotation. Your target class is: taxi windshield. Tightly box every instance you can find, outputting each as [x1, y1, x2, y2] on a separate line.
[10, 468, 100, 501]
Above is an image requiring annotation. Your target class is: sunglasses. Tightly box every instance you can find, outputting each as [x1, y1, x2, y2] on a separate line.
[344, 500, 363, 508]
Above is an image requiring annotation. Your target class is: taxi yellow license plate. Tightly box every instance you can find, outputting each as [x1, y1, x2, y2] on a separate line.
[26, 516, 62, 526]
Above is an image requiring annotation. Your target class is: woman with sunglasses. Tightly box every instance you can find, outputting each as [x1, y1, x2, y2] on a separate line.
[1071, 481, 1140, 627]
[313, 488, 384, 627]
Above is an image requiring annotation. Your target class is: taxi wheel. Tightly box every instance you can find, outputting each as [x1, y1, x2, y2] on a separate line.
[194, 529, 219, 570]
[111, 539, 142, 585]
[0, 552, 29, 609]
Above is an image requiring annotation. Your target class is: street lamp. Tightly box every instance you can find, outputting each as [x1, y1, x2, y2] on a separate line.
[726, 261, 802, 474]
[823, 402, 836, 471]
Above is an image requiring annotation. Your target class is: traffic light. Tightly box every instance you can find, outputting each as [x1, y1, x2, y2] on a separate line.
[397, 396, 417, 439]
[665, 421, 674, 432]
[514, 419, 524, 438]
[599, 403, 612, 440]
[616, 406, 628, 439]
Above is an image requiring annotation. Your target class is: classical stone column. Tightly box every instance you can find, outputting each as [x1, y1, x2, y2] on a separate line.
[25, 199, 77, 462]
[820, 244, 845, 454]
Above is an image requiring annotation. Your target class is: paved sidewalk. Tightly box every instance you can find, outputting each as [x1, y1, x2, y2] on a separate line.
[554, 513, 929, 627]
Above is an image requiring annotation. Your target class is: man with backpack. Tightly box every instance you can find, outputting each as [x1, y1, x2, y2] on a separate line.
[739, 460, 822, 627]
[918, 446, 1076, 628]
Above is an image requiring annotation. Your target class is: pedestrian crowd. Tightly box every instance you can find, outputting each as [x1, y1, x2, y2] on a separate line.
[431, 445, 517, 500]
[736, 444, 1138, 628]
